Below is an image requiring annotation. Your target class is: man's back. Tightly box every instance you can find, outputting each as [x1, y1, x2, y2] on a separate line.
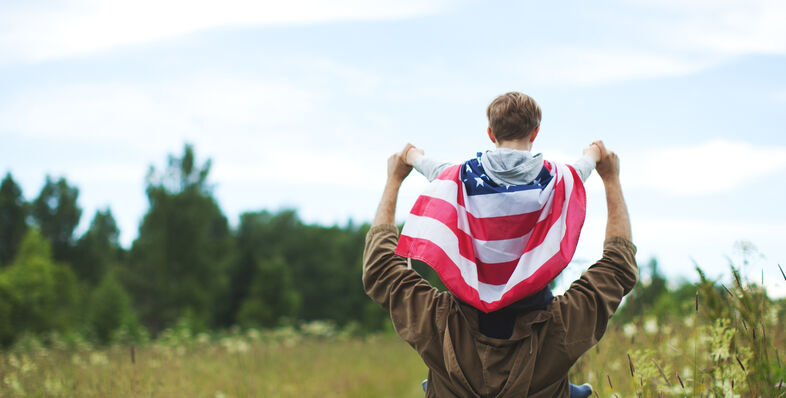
[363, 225, 637, 397]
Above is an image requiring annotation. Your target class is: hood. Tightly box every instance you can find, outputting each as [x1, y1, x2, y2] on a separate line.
[480, 148, 544, 186]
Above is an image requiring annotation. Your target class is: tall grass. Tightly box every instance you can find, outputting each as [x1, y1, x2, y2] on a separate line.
[2, 266, 785, 397]
[1, 324, 427, 397]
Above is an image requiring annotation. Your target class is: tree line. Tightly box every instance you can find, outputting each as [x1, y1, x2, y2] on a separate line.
[2, 143, 779, 348]
[0, 144, 393, 346]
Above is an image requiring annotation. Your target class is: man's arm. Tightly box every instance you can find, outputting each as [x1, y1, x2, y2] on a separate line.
[364, 144, 449, 361]
[556, 141, 637, 360]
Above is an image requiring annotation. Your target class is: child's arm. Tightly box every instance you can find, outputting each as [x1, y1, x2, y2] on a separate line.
[405, 145, 453, 182]
[572, 143, 601, 182]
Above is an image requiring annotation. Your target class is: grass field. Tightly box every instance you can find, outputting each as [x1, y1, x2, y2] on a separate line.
[2, 276, 785, 397]
[0, 329, 428, 398]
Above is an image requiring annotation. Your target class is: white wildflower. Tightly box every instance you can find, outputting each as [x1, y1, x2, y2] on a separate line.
[623, 323, 637, 338]
[644, 318, 658, 335]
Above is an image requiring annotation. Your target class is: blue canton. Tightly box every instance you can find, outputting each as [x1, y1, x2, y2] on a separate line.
[460, 152, 554, 197]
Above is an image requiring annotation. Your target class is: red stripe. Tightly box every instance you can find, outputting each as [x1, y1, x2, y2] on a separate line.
[409, 195, 541, 241]
[434, 165, 464, 208]
[523, 175, 565, 251]
[476, 258, 518, 285]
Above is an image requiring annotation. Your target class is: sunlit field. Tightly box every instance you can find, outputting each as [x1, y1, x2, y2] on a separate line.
[0, 324, 427, 398]
[2, 271, 785, 397]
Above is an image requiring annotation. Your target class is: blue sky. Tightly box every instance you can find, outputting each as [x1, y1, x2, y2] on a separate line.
[1, 0, 785, 294]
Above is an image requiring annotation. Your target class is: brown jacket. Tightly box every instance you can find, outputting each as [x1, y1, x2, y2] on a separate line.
[362, 224, 638, 397]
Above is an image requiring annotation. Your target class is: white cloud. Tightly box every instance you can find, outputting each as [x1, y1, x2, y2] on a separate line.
[0, 74, 322, 149]
[516, 48, 712, 86]
[514, 0, 786, 86]
[626, 0, 786, 56]
[0, 0, 452, 63]
[625, 139, 786, 196]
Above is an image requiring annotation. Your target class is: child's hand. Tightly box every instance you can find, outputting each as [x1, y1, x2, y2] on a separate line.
[583, 143, 602, 163]
[405, 145, 425, 166]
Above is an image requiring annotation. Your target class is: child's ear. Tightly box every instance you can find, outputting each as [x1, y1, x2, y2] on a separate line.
[529, 126, 540, 143]
[487, 127, 496, 143]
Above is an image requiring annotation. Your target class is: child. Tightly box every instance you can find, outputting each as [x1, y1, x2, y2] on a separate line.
[397, 92, 598, 397]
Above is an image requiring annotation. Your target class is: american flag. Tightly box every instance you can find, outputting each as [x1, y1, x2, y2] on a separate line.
[395, 153, 586, 313]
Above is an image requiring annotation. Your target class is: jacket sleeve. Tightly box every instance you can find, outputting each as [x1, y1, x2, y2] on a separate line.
[413, 155, 453, 182]
[555, 237, 638, 359]
[362, 224, 450, 353]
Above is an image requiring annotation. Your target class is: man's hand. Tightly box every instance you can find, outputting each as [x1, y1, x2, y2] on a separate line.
[388, 143, 414, 184]
[591, 140, 631, 241]
[405, 146, 425, 167]
[593, 140, 620, 182]
[373, 144, 414, 226]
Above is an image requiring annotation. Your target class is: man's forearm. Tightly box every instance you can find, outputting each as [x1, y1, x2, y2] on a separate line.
[372, 179, 402, 226]
[603, 177, 631, 241]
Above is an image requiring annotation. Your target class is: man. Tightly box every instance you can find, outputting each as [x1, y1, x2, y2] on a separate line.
[363, 142, 637, 397]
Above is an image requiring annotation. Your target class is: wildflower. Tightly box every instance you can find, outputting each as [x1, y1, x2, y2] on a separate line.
[644, 318, 658, 335]
[623, 323, 636, 338]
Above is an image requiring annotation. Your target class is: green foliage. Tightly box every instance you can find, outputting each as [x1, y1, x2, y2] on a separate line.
[616, 258, 669, 323]
[127, 144, 232, 332]
[237, 257, 300, 328]
[227, 210, 372, 327]
[73, 209, 123, 284]
[87, 272, 141, 344]
[31, 176, 82, 263]
[0, 228, 80, 345]
[0, 172, 28, 266]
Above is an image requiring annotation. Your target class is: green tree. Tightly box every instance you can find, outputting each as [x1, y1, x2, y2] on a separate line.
[31, 176, 82, 263]
[237, 256, 300, 328]
[73, 209, 122, 284]
[127, 144, 231, 332]
[0, 228, 80, 345]
[0, 173, 28, 266]
[87, 271, 140, 344]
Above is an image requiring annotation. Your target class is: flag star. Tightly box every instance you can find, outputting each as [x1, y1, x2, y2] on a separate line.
[474, 177, 484, 187]
[505, 184, 511, 189]
[466, 164, 472, 172]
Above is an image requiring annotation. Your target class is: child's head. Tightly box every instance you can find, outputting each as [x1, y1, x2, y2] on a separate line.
[486, 92, 541, 144]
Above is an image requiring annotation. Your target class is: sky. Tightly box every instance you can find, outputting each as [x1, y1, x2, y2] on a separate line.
[1, 0, 785, 295]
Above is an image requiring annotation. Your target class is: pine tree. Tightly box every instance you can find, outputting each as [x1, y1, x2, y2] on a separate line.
[0, 173, 28, 266]
[127, 144, 231, 332]
[31, 176, 82, 263]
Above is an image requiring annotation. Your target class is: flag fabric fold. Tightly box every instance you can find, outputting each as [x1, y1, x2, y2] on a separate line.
[395, 154, 587, 313]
